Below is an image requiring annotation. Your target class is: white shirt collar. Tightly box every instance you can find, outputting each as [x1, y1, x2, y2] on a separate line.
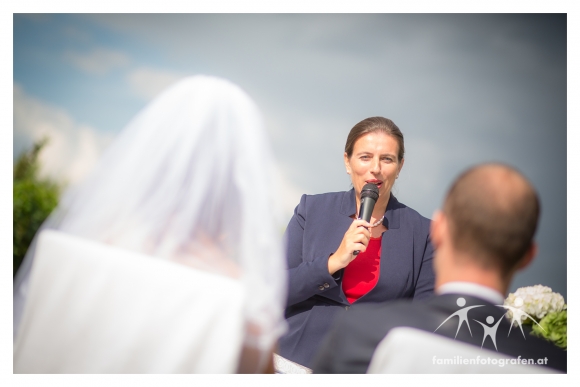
[436, 281, 504, 305]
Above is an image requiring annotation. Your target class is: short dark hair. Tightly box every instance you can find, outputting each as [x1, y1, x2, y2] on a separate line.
[443, 163, 540, 277]
[344, 117, 405, 162]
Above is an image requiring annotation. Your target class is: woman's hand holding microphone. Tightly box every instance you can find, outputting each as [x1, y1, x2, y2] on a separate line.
[327, 219, 371, 275]
[328, 183, 379, 275]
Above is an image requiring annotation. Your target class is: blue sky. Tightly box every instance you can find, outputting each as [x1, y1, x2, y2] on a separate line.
[12, 13, 569, 298]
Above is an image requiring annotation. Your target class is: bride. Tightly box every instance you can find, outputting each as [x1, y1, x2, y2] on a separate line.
[13, 75, 288, 373]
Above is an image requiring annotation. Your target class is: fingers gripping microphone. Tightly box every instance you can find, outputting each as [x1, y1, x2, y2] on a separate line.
[353, 183, 380, 256]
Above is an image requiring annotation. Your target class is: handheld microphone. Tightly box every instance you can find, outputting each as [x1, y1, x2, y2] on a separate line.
[353, 183, 380, 256]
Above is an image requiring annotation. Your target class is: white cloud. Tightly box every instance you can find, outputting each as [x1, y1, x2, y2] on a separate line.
[126, 67, 185, 100]
[13, 83, 114, 186]
[64, 48, 130, 75]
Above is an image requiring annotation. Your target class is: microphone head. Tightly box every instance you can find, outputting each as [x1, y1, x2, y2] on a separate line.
[360, 183, 379, 201]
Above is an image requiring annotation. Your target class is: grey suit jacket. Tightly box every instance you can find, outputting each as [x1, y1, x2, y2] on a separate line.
[277, 189, 435, 368]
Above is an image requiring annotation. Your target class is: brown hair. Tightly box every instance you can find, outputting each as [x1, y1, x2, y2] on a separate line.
[344, 117, 405, 162]
[443, 164, 540, 277]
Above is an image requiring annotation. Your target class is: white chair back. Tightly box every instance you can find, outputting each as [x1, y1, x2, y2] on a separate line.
[14, 230, 245, 373]
[367, 327, 559, 374]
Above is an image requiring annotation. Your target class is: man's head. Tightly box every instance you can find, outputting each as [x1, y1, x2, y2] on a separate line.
[431, 163, 540, 292]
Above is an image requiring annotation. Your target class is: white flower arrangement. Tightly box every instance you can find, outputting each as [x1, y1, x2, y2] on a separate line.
[504, 285, 566, 325]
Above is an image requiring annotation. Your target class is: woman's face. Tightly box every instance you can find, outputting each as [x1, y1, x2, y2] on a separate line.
[344, 131, 404, 203]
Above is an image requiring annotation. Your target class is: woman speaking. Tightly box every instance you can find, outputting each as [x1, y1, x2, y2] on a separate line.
[277, 117, 435, 369]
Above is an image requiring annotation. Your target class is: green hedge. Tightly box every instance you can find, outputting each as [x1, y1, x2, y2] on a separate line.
[13, 139, 61, 277]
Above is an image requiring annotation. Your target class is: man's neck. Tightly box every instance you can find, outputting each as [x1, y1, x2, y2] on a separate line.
[435, 255, 510, 297]
[436, 281, 505, 305]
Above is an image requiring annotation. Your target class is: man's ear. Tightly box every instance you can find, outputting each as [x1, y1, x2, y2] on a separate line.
[516, 242, 537, 271]
[430, 210, 445, 249]
[344, 152, 351, 174]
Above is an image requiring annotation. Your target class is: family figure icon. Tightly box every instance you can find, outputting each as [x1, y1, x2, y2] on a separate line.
[498, 297, 545, 339]
[435, 297, 546, 351]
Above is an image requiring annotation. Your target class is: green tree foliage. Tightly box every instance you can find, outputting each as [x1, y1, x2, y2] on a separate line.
[13, 138, 61, 277]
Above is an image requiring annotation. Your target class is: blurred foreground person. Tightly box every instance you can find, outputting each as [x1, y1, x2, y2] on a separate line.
[312, 163, 566, 373]
[13, 76, 287, 373]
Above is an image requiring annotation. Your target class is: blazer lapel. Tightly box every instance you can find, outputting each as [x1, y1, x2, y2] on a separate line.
[314, 190, 356, 305]
[345, 193, 415, 303]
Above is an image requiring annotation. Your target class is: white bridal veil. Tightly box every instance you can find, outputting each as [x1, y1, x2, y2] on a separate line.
[13, 75, 288, 370]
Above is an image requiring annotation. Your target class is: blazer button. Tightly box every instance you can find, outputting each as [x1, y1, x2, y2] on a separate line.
[318, 285, 325, 291]
[345, 306, 350, 311]
[323, 283, 330, 288]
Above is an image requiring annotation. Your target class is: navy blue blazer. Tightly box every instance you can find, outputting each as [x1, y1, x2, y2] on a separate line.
[277, 189, 435, 368]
